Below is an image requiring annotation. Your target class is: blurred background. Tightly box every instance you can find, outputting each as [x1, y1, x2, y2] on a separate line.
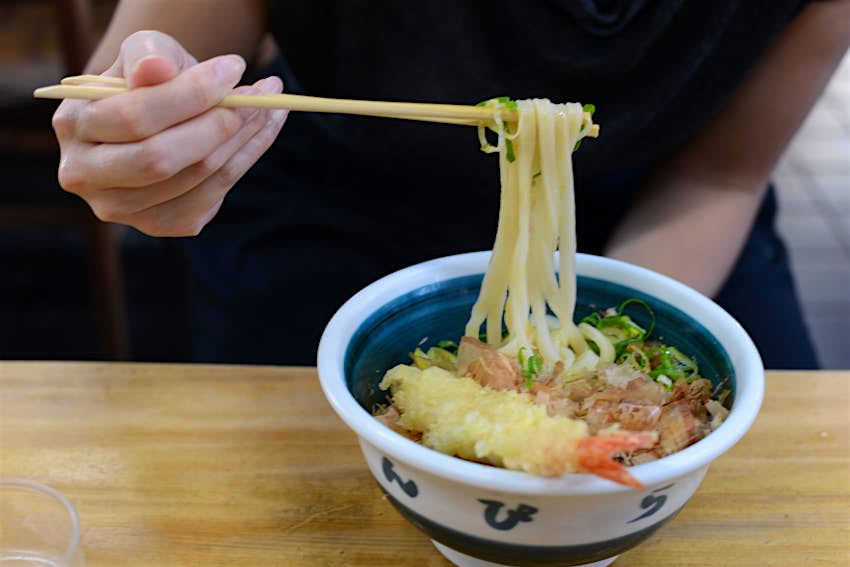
[1, 1, 848, 367]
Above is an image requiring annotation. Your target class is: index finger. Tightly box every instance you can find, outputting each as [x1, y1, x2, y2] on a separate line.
[77, 54, 246, 144]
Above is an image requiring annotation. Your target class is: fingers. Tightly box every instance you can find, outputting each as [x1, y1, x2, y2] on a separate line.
[49, 27, 286, 237]
[87, 79, 282, 218]
[124, 105, 288, 237]
[77, 54, 246, 143]
[67, 105, 241, 192]
[52, 30, 190, 145]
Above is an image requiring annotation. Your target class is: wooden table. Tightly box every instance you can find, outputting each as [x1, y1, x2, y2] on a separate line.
[0, 363, 847, 566]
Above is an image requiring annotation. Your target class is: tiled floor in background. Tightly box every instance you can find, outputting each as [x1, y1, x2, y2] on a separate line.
[773, 50, 850, 369]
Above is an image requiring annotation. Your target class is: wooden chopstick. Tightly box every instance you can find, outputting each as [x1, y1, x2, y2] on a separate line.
[35, 75, 600, 136]
[61, 75, 126, 86]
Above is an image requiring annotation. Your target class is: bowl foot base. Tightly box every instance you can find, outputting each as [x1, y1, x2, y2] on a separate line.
[431, 540, 618, 567]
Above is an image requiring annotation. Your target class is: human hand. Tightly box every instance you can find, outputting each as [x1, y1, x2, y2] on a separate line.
[52, 30, 288, 236]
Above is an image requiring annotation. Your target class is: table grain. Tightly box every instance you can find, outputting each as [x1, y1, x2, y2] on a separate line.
[0, 362, 847, 566]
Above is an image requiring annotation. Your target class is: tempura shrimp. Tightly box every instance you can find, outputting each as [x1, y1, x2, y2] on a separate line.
[379, 365, 656, 487]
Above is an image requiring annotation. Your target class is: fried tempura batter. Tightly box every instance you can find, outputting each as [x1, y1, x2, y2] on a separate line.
[379, 364, 655, 486]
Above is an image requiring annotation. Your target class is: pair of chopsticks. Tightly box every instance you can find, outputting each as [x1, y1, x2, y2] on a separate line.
[34, 75, 599, 136]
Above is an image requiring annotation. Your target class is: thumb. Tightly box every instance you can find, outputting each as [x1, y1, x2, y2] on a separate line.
[115, 30, 198, 88]
[129, 55, 181, 87]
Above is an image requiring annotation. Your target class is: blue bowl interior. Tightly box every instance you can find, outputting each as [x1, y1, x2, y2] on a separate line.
[345, 275, 735, 413]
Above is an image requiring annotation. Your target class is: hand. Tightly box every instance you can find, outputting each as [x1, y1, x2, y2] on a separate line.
[52, 30, 288, 236]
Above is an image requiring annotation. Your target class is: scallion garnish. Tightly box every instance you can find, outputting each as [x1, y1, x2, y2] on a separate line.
[648, 346, 699, 382]
[574, 102, 596, 152]
[504, 121, 516, 163]
[436, 340, 459, 354]
[518, 347, 543, 388]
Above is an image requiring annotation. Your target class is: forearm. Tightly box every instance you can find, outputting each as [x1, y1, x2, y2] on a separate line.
[86, 0, 267, 73]
[605, 0, 850, 297]
[605, 174, 766, 297]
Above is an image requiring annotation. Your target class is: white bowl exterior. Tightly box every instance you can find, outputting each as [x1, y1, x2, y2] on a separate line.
[359, 437, 708, 546]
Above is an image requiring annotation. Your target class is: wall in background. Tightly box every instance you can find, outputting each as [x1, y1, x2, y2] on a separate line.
[773, 49, 850, 369]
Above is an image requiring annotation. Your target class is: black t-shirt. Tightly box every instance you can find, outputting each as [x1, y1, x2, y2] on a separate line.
[179, 1, 818, 368]
[260, 0, 804, 256]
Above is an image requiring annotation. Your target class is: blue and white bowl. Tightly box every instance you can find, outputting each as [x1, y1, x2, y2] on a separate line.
[317, 252, 764, 567]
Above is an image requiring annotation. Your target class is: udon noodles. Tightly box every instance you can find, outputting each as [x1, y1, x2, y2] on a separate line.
[467, 99, 595, 373]
[375, 99, 729, 488]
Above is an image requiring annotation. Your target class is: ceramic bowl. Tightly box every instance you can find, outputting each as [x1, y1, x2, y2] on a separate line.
[317, 252, 763, 567]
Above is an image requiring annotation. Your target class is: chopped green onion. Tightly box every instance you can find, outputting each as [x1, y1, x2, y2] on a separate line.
[504, 121, 516, 163]
[574, 103, 596, 152]
[476, 97, 517, 162]
[476, 96, 517, 110]
[581, 298, 655, 360]
[518, 347, 543, 388]
[410, 346, 457, 371]
[617, 298, 656, 338]
[648, 346, 699, 382]
[580, 311, 603, 326]
[436, 340, 459, 354]
[505, 139, 516, 163]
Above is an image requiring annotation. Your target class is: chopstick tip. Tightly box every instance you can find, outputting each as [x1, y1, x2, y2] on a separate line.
[33, 85, 61, 99]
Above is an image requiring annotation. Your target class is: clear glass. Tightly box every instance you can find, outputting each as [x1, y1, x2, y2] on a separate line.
[0, 479, 83, 566]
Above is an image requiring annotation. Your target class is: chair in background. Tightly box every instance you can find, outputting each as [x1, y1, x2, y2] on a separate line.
[0, 0, 129, 360]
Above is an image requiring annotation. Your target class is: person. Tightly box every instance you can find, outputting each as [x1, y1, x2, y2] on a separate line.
[51, 1, 850, 367]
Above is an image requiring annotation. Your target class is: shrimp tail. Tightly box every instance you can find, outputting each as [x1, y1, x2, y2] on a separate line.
[574, 431, 657, 488]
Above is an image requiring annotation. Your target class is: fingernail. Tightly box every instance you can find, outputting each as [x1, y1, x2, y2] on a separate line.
[131, 54, 158, 76]
[215, 55, 246, 83]
[258, 77, 283, 94]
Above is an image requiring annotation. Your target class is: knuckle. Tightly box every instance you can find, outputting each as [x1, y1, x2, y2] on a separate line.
[190, 156, 219, 181]
[174, 203, 221, 237]
[181, 221, 206, 237]
[177, 210, 215, 237]
[143, 217, 201, 238]
[216, 161, 242, 189]
[213, 109, 241, 140]
[199, 200, 224, 229]
[134, 208, 190, 238]
[185, 72, 216, 111]
[113, 100, 150, 140]
[51, 106, 75, 139]
[133, 215, 172, 237]
[57, 158, 90, 194]
[87, 199, 126, 224]
[134, 224, 167, 237]
[137, 139, 178, 181]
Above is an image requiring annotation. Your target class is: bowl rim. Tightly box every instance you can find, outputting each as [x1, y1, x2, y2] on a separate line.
[317, 251, 764, 495]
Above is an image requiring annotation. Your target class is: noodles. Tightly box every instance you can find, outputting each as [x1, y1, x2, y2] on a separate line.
[466, 99, 599, 376]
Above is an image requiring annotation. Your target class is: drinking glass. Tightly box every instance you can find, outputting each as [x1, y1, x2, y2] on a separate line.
[0, 479, 83, 566]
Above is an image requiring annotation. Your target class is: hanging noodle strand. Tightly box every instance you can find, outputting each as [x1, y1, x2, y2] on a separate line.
[465, 98, 607, 375]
